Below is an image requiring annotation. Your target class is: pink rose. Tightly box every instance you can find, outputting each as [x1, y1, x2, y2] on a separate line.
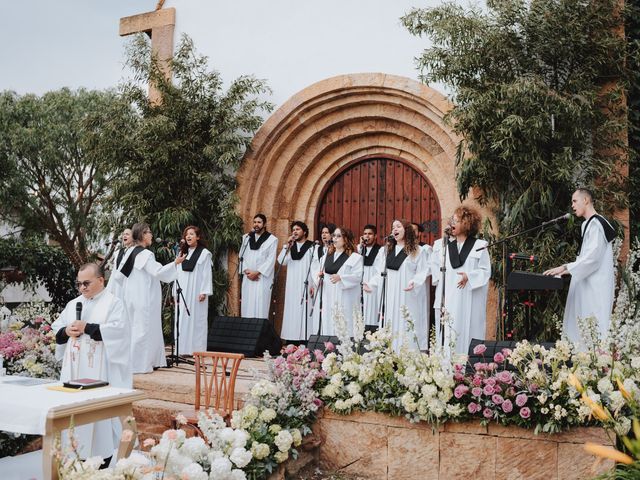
[471, 387, 483, 397]
[313, 349, 325, 362]
[519, 407, 531, 419]
[473, 344, 487, 355]
[454, 385, 469, 399]
[454, 363, 464, 372]
[483, 385, 494, 396]
[528, 384, 539, 393]
[472, 376, 483, 386]
[473, 362, 484, 371]
[501, 348, 512, 357]
[493, 352, 505, 363]
[491, 394, 504, 405]
[496, 371, 512, 384]
[324, 341, 335, 352]
[492, 385, 502, 393]
[483, 408, 494, 419]
[468, 402, 480, 414]
[484, 377, 496, 386]
[42, 325, 52, 332]
[284, 344, 296, 354]
[502, 399, 513, 413]
[454, 373, 464, 381]
[515, 394, 528, 407]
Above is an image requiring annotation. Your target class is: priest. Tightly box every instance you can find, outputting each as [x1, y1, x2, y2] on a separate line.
[239, 214, 279, 319]
[544, 188, 616, 345]
[52, 263, 132, 465]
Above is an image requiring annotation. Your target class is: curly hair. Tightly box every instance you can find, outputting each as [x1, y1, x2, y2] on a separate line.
[328, 226, 357, 256]
[387, 219, 419, 256]
[181, 225, 208, 248]
[453, 204, 482, 237]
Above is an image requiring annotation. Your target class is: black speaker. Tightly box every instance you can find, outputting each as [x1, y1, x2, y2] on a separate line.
[207, 316, 282, 358]
[306, 334, 340, 353]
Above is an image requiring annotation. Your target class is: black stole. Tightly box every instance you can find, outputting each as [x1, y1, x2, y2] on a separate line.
[318, 245, 326, 260]
[363, 244, 381, 267]
[324, 252, 349, 274]
[386, 247, 408, 271]
[249, 231, 272, 250]
[115, 248, 126, 269]
[120, 246, 145, 278]
[448, 237, 477, 269]
[579, 214, 616, 254]
[290, 241, 314, 260]
[181, 246, 205, 272]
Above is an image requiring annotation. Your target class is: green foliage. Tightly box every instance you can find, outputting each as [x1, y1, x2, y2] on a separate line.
[0, 237, 76, 310]
[628, 0, 640, 240]
[0, 88, 137, 267]
[111, 34, 272, 315]
[403, 0, 629, 339]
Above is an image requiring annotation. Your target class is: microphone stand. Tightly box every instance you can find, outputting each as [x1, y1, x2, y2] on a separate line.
[359, 241, 367, 320]
[438, 230, 449, 347]
[237, 235, 250, 313]
[166, 277, 192, 367]
[300, 243, 316, 341]
[270, 240, 293, 325]
[376, 238, 391, 328]
[310, 244, 328, 335]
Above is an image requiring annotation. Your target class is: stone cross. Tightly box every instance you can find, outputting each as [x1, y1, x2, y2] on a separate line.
[119, 7, 176, 104]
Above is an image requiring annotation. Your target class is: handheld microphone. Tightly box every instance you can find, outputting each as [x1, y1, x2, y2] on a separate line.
[75, 302, 82, 321]
[542, 213, 571, 226]
[386, 234, 394, 242]
[444, 226, 453, 236]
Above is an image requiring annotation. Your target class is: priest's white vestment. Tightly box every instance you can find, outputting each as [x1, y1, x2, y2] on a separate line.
[52, 290, 132, 459]
[431, 238, 491, 356]
[278, 241, 315, 341]
[239, 233, 278, 319]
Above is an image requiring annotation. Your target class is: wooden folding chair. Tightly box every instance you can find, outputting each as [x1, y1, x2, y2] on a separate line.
[172, 351, 244, 435]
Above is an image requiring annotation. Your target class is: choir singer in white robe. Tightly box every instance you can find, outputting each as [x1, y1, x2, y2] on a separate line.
[365, 220, 429, 352]
[431, 205, 491, 356]
[544, 188, 616, 345]
[239, 214, 278, 319]
[110, 223, 177, 373]
[316, 227, 363, 336]
[309, 223, 336, 335]
[167, 225, 213, 355]
[52, 263, 132, 463]
[357, 224, 384, 327]
[107, 227, 132, 299]
[278, 221, 315, 342]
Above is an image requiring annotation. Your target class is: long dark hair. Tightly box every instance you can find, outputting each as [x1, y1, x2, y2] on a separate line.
[181, 225, 207, 254]
[328, 226, 357, 256]
[387, 219, 419, 256]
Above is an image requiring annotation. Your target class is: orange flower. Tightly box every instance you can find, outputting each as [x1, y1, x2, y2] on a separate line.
[616, 378, 632, 401]
[581, 394, 610, 421]
[584, 442, 634, 465]
[568, 373, 583, 392]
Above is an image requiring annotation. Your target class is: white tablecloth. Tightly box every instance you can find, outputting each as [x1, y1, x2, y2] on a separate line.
[0, 376, 137, 435]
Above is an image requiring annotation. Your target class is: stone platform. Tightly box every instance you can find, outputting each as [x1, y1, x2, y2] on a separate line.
[132, 357, 267, 441]
[315, 410, 614, 480]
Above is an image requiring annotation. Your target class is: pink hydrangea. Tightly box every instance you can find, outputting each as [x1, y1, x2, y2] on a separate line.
[473, 344, 487, 355]
[519, 407, 531, 419]
[515, 393, 528, 407]
[502, 399, 513, 413]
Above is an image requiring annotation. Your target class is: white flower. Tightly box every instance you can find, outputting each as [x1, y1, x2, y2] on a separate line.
[259, 407, 277, 423]
[229, 470, 248, 480]
[181, 462, 208, 480]
[614, 416, 631, 436]
[631, 357, 640, 369]
[597, 378, 614, 394]
[346, 382, 361, 396]
[210, 457, 233, 477]
[290, 428, 302, 447]
[251, 442, 270, 460]
[274, 450, 289, 463]
[274, 430, 293, 452]
[229, 447, 252, 468]
[180, 436, 209, 462]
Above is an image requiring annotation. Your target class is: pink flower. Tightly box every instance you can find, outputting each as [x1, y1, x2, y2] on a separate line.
[454, 373, 464, 381]
[496, 371, 512, 384]
[473, 344, 487, 355]
[324, 341, 335, 352]
[519, 407, 531, 419]
[454, 384, 469, 399]
[502, 399, 513, 413]
[528, 384, 539, 393]
[284, 344, 296, 354]
[472, 376, 483, 387]
[454, 363, 464, 372]
[492, 385, 502, 393]
[484, 377, 496, 386]
[313, 349, 325, 362]
[491, 394, 504, 405]
[515, 394, 528, 407]
[471, 387, 483, 397]
[483, 385, 494, 396]
[143, 438, 156, 448]
[42, 325, 52, 332]
[34, 317, 44, 324]
[493, 352, 505, 363]
[483, 408, 494, 419]
[488, 362, 498, 371]
[468, 402, 480, 414]
[501, 348, 512, 357]
[505, 387, 516, 397]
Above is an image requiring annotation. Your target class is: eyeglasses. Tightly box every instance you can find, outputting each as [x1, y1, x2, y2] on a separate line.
[75, 280, 93, 289]
[332, 233, 342, 238]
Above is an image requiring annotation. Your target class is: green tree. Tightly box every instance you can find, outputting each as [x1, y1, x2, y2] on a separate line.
[0, 88, 137, 267]
[402, 0, 629, 339]
[112, 34, 272, 316]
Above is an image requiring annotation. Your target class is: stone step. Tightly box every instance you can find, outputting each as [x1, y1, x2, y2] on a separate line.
[133, 398, 192, 426]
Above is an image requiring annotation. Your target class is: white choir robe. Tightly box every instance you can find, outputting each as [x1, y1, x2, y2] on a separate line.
[317, 252, 363, 337]
[239, 233, 278, 319]
[564, 218, 615, 345]
[358, 245, 385, 326]
[415, 244, 433, 346]
[106, 246, 129, 300]
[278, 242, 315, 340]
[111, 248, 175, 373]
[431, 238, 491, 356]
[368, 246, 429, 352]
[309, 246, 329, 336]
[51, 290, 132, 459]
[165, 247, 213, 355]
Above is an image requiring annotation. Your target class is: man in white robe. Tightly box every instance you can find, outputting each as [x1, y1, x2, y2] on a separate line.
[239, 214, 278, 319]
[52, 263, 132, 463]
[357, 225, 384, 327]
[544, 188, 616, 345]
[278, 221, 315, 341]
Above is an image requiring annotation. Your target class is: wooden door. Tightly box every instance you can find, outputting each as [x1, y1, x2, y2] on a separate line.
[316, 157, 441, 244]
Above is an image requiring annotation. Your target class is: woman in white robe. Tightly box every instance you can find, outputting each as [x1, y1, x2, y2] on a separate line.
[316, 227, 363, 337]
[106, 228, 132, 299]
[168, 226, 213, 355]
[309, 223, 335, 335]
[431, 205, 491, 356]
[278, 221, 315, 341]
[365, 220, 429, 352]
[111, 223, 177, 373]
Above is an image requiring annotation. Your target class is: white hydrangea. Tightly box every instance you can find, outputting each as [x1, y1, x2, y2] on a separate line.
[229, 447, 253, 468]
[251, 442, 270, 460]
[274, 430, 293, 453]
[229, 469, 248, 480]
[274, 451, 289, 463]
[210, 457, 233, 477]
[180, 462, 208, 480]
[259, 407, 277, 423]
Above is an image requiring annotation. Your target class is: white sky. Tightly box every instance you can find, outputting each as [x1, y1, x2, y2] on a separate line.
[0, 0, 444, 107]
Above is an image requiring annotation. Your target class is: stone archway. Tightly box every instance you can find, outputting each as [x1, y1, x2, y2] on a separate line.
[231, 73, 487, 333]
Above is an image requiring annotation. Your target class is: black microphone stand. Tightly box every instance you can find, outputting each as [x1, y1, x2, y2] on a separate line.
[310, 244, 328, 335]
[166, 277, 192, 367]
[376, 237, 391, 328]
[300, 243, 316, 341]
[237, 235, 250, 313]
[359, 240, 367, 319]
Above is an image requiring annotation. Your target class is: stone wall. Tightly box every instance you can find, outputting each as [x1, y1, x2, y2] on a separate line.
[314, 410, 613, 480]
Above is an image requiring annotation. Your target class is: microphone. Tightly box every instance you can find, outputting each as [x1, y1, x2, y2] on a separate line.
[542, 213, 571, 226]
[155, 238, 176, 245]
[386, 234, 394, 242]
[444, 226, 452, 236]
[105, 239, 121, 246]
[75, 302, 82, 322]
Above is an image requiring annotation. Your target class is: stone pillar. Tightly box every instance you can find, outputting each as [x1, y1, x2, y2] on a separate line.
[119, 8, 176, 104]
